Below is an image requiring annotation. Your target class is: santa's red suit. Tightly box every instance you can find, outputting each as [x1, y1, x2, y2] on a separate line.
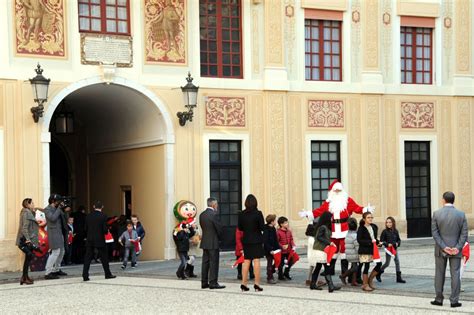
[302, 180, 373, 259]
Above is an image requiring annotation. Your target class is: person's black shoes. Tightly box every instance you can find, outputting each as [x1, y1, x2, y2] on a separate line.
[209, 283, 225, 289]
[430, 300, 443, 306]
[83, 277, 90, 282]
[105, 274, 116, 279]
[201, 283, 210, 289]
[53, 270, 68, 276]
[44, 274, 60, 280]
[451, 302, 462, 308]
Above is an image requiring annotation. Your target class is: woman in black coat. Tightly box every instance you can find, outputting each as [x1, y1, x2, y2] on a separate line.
[237, 194, 265, 292]
[357, 212, 383, 292]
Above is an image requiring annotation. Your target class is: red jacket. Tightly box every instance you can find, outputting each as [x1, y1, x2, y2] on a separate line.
[312, 197, 364, 239]
[235, 228, 244, 257]
[277, 228, 295, 254]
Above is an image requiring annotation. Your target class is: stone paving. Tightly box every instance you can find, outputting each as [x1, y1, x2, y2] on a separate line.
[1, 237, 474, 313]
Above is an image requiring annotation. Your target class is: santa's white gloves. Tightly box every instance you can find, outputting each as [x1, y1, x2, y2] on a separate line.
[363, 203, 375, 214]
[298, 210, 314, 221]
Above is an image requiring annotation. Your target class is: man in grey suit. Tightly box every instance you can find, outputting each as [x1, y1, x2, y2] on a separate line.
[200, 197, 225, 289]
[44, 194, 68, 279]
[431, 191, 468, 308]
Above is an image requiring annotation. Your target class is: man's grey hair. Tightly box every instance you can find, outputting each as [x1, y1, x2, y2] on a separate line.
[207, 197, 218, 207]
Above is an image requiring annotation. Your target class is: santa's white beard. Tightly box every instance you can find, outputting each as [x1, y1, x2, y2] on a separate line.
[328, 190, 349, 214]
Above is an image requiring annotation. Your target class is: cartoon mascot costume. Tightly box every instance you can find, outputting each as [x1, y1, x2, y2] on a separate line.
[173, 200, 199, 278]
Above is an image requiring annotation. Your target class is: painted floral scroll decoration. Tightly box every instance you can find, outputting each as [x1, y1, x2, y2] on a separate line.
[308, 100, 344, 128]
[206, 97, 246, 127]
[15, 0, 65, 57]
[401, 102, 434, 128]
[145, 0, 186, 64]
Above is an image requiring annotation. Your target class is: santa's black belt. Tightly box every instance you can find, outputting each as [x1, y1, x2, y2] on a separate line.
[332, 218, 348, 224]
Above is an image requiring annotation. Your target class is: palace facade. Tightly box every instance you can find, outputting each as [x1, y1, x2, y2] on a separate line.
[0, 0, 473, 271]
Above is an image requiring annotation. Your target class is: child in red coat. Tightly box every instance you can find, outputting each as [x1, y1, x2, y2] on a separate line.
[235, 228, 254, 280]
[277, 216, 296, 280]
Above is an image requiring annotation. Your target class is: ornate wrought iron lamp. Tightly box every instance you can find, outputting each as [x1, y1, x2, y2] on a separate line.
[29, 63, 51, 123]
[177, 72, 199, 126]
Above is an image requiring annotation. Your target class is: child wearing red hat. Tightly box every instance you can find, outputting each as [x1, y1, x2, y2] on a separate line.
[377, 216, 406, 283]
[276, 216, 296, 280]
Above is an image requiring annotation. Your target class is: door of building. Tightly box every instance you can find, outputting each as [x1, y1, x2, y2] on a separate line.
[209, 140, 242, 250]
[405, 141, 431, 238]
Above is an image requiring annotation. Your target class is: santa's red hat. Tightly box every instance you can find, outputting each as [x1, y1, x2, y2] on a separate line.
[287, 250, 300, 266]
[232, 255, 245, 268]
[105, 231, 114, 243]
[463, 242, 470, 262]
[372, 241, 381, 262]
[324, 244, 338, 264]
[328, 179, 344, 192]
[273, 249, 282, 268]
[384, 246, 397, 257]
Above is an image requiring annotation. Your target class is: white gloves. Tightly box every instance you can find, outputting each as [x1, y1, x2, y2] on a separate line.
[363, 203, 375, 213]
[298, 210, 314, 220]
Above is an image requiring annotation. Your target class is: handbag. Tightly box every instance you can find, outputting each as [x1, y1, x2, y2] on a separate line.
[18, 236, 40, 254]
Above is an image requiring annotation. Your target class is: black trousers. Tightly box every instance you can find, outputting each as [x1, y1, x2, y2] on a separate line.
[201, 249, 219, 286]
[82, 245, 112, 279]
[22, 248, 34, 277]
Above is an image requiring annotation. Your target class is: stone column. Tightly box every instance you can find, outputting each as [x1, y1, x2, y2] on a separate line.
[263, 1, 289, 90]
[361, 0, 383, 92]
[453, 0, 473, 92]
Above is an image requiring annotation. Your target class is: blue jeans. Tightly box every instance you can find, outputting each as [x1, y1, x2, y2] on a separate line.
[123, 247, 136, 267]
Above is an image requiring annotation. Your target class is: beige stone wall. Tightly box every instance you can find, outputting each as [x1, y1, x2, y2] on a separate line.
[1, 0, 474, 271]
[89, 145, 166, 260]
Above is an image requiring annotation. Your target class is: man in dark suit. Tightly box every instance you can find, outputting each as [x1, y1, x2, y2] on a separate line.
[200, 197, 224, 289]
[431, 191, 468, 308]
[82, 201, 116, 281]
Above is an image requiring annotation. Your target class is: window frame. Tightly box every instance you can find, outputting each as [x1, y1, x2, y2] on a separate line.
[400, 26, 433, 85]
[78, 0, 131, 36]
[305, 19, 343, 82]
[209, 140, 242, 228]
[199, 0, 243, 79]
[310, 141, 341, 208]
[404, 141, 432, 237]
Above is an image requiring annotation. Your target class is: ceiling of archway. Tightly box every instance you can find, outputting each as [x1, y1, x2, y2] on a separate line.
[54, 83, 166, 152]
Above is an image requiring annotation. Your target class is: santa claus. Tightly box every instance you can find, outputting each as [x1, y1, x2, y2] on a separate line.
[300, 180, 374, 277]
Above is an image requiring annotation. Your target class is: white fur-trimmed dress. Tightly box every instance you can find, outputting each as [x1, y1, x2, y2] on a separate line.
[307, 236, 327, 266]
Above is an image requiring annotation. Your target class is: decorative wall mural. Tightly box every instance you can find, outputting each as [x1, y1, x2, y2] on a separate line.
[308, 100, 344, 128]
[205, 97, 245, 127]
[401, 102, 435, 129]
[144, 0, 186, 64]
[14, 0, 66, 57]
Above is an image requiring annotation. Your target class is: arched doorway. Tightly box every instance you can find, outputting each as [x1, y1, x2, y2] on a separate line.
[40, 77, 176, 260]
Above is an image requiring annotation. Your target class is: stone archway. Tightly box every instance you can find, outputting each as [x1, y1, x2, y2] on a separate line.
[40, 76, 176, 259]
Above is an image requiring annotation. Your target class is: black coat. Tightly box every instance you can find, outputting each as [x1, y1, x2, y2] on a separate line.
[262, 225, 280, 254]
[85, 210, 108, 248]
[380, 228, 401, 249]
[237, 208, 265, 245]
[199, 208, 223, 250]
[357, 223, 380, 255]
[174, 227, 195, 252]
